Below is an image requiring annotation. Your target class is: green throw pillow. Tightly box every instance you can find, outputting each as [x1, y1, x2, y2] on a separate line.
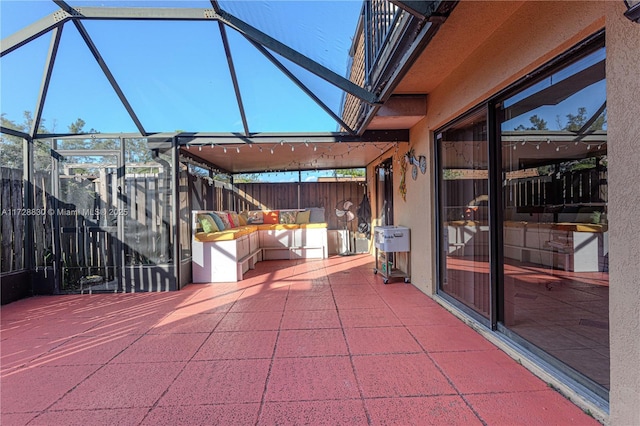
[208, 212, 225, 231]
[198, 214, 219, 233]
[296, 210, 311, 224]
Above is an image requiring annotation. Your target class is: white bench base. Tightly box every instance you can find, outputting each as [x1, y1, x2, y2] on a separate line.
[192, 227, 328, 283]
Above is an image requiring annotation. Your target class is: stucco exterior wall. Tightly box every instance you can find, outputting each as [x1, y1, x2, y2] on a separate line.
[369, 1, 607, 297]
[365, 0, 639, 421]
[388, 120, 435, 294]
[426, 0, 605, 130]
[606, 2, 640, 425]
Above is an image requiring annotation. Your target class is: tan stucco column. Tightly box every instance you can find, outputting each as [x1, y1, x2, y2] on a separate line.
[606, 3, 640, 425]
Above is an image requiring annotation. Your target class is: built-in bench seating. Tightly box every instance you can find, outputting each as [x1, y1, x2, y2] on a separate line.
[192, 209, 328, 282]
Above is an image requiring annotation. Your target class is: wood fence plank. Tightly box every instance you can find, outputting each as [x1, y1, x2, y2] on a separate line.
[1, 168, 16, 271]
[11, 168, 24, 270]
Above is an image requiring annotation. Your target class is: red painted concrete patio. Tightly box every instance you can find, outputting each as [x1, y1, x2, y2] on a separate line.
[1, 255, 598, 425]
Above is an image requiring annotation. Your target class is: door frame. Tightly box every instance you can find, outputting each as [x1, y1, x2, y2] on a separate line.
[51, 147, 124, 293]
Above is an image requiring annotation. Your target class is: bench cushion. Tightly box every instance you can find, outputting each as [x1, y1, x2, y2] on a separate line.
[297, 223, 327, 229]
[256, 224, 299, 231]
[194, 225, 258, 241]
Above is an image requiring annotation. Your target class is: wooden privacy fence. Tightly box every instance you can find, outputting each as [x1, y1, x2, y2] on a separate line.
[1, 167, 25, 273]
[187, 177, 368, 231]
[0, 168, 52, 274]
[2, 167, 369, 276]
[232, 181, 368, 231]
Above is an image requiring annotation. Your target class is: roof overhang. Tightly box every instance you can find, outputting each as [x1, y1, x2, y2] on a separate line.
[367, 94, 427, 130]
[176, 130, 409, 173]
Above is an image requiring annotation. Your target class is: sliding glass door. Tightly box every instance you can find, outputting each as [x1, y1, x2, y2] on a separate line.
[437, 109, 490, 318]
[436, 34, 608, 393]
[500, 45, 609, 391]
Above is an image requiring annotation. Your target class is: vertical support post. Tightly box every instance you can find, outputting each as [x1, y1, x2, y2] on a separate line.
[172, 136, 181, 290]
[51, 139, 61, 293]
[433, 132, 444, 295]
[488, 101, 504, 330]
[118, 136, 126, 292]
[297, 171, 301, 209]
[23, 136, 34, 272]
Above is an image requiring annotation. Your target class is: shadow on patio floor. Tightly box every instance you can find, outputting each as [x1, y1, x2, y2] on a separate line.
[1, 255, 598, 425]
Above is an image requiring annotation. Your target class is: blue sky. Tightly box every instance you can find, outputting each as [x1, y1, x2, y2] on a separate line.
[0, 0, 363, 134]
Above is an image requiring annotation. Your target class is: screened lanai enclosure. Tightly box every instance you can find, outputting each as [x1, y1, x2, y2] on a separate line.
[2, 0, 447, 300]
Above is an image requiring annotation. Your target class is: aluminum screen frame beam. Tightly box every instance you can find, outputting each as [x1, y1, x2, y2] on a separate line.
[217, 9, 378, 105]
[72, 19, 148, 136]
[0, 126, 31, 139]
[0, 10, 69, 57]
[175, 130, 409, 146]
[31, 26, 63, 138]
[247, 40, 357, 135]
[210, 0, 250, 136]
[218, 22, 250, 136]
[3, 4, 379, 105]
[30, 130, 409, 143]
[1, 6, 222, 57]
[2, 2, 380, 135]
[53, 1, 147, 136]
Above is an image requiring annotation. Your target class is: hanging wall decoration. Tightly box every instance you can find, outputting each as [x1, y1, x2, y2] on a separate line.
[399, 148, 426, 200]
[399, 156, 407, 201]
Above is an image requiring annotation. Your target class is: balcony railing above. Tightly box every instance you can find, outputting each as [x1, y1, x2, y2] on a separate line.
[342, 1, 456, 133]
[364, 0, 402, 86]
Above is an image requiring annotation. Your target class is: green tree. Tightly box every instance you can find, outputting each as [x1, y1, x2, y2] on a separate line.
[556, 107, 606, 132]
[233, 173, 259, 183]
[0, 114, 24, 169]
[563, 107, 588, 131]
[333, 168, 365, 178]
[515, 114, 548, 131]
